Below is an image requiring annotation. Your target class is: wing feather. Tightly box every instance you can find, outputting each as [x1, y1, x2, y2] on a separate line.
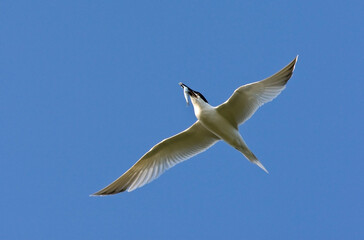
[216, 56, 298, 127]
[92, 121, 219, 195]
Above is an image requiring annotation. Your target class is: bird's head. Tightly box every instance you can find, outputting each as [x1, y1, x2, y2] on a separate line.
[179, 82, 208, 105]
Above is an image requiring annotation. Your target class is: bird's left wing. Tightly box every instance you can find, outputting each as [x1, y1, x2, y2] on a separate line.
[92, 121, 219, 195]
[216, 56, 298, 127]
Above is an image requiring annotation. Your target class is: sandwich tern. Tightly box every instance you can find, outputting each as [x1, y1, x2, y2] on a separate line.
[92, 56, 298, 195]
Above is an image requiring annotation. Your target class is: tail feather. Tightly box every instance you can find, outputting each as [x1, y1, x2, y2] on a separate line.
[237, 140, 269, 174]
[253, 160, 269, 174]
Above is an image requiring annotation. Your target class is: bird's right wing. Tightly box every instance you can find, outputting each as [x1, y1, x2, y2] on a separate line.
[217, 56, 298, 127]
[92, 121, 219, 195]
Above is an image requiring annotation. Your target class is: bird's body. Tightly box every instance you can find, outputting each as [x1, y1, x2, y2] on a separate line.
[92, 56, 298, 195]
[193, 99, 243, 154]
[191, 96, 267, 172]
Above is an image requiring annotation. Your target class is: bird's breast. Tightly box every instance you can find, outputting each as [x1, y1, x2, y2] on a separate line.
[197, 108, 241, 147]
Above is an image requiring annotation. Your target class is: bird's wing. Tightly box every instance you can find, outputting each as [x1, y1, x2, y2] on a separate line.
[92, 121, 219, 195]
[216, 56, 298, 127]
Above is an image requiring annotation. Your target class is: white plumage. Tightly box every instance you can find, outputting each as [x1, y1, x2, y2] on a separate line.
[92, 56, 298, 195]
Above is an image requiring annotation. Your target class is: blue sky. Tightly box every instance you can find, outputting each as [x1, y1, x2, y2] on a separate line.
[1, 1, 363, 239]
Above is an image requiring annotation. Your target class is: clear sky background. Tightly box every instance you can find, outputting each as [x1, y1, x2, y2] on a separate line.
[1, 1, 363, 239]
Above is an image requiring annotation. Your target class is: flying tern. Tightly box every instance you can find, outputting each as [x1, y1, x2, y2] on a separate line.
[92, 56, 298, 195]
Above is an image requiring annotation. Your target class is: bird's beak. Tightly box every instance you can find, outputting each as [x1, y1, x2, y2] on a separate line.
[179, 82, 190, 105]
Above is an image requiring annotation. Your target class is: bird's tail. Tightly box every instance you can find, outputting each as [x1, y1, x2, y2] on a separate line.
[237, 142, 269, 174]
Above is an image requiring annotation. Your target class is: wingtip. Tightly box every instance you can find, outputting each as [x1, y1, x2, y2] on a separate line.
[89, 192, 116, 197]
[89, 186, 129, 196]
[89, 192, 103, 197]
[291, 55, 299, 72]
[90, 188, 113, 196]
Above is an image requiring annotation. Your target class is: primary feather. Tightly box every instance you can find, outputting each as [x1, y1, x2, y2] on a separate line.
[92, 122, 218, 195]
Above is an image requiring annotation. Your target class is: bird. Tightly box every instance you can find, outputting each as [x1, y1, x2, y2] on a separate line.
[91, 56, 298, 195]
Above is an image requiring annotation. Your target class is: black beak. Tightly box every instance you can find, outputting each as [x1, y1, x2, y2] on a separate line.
[179, 82, 188, 89]
[178, 82, 208, 103]
[179, 82, 194, 93]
